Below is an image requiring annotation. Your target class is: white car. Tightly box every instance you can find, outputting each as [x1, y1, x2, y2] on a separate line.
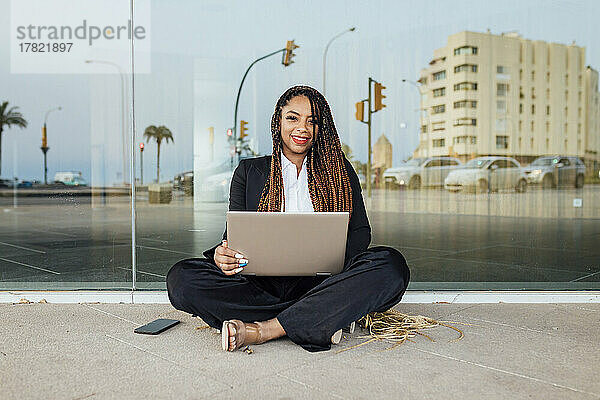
[383, 157, 463, 189]
[444, 156, 527, 193]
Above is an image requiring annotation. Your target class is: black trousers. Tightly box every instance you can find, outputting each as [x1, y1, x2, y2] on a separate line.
[166, 246, 410, 352]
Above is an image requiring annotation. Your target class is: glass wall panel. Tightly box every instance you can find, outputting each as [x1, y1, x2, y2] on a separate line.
[0, 0, 136, 289]
[133, 0, 600, 291]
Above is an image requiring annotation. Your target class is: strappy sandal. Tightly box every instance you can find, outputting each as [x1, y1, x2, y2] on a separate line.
[221, 319, 263, 352]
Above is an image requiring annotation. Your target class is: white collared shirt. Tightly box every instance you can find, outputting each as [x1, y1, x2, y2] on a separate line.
[280, 153, 314, 212]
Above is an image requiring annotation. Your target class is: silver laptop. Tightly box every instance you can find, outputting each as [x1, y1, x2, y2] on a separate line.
[226, 211, 349, 276]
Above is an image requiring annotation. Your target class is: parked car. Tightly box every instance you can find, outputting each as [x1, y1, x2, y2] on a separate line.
[523, 156, 585, 188]
[383, 157, 463, 189]
[444, 156, 527, 193]
[173, 170, 193, 195]
[54, 171, 88, 186]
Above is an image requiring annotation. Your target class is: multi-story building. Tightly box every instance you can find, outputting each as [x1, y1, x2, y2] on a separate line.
[414, 30, 600, 174]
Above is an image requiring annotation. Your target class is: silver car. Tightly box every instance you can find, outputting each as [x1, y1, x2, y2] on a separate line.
[444, 156, 527, 193]
[523, 156, 585, 189]
[383, 157, 463, 189]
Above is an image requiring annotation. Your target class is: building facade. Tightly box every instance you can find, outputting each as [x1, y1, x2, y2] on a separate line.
[414, 30, 600, 173]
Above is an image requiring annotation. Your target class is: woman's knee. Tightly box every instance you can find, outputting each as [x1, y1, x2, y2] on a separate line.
[372, 246, 410, 289]
[166, 258, 212, 310]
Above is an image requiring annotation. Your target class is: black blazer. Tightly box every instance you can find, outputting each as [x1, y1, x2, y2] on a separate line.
[203, 155, 371, 263]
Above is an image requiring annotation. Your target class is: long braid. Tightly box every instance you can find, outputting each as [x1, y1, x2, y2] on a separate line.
[258, 85, 353, 215]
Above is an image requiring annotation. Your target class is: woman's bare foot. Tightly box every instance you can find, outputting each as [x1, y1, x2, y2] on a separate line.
[223, 318, 286, 352]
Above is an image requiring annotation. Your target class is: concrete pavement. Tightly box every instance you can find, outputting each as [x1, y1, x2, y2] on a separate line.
[2, 302, 599, 399]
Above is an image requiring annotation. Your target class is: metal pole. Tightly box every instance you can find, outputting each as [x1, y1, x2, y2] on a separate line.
[42, 107, 61, 184]
[322, 27, 355, 96]
[140, 148, 143, 185]
[233, 48, 286, 167]
[367, 77, 373, 198]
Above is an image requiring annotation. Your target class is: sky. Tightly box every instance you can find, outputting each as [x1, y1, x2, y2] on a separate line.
[1, 0, 599, 185]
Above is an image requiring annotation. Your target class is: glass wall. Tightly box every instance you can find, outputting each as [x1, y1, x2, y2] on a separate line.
[2, 0, 599, 291]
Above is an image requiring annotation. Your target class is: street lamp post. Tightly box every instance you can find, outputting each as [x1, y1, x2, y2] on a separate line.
[85, 59, 128, 185]
[42, 106, 62, 184]
[322, 27, 356, 96]
[402, 79, 427, 157]
[232, 42, 297, 167]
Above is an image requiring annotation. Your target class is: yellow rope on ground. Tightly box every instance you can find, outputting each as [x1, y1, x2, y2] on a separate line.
[337, 310, 465, 353]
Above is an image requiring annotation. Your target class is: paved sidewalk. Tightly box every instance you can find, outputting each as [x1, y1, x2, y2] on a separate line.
[2, 302, 599, 399]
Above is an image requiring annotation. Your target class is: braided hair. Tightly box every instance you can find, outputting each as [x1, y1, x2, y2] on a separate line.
[257, 85, 353, 215]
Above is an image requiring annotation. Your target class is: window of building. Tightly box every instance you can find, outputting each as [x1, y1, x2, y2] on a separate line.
[432, 121, 445, 131]
[578, 107, 582, 118]
[565, 139, 568, 149]
[546, 138, 549, 150]
[531, 104, 535, 114]
[532, 87, 536, 99]
[497, 100, 506, 113]
[546, 105, 550, 115]
[454, 46, 478, 56]
[421, 124, 427, 133]
[433, 138, 445, 147]
[532, 48, 535, 64]
[453, 136, 477, 144]
[497, 83, 509, 96]
[519, 137, 522, 148]
[497, 65, 509, 74]
[578, 75, 582, 86]
[496, 135, 509, 149]
[577, 123, 581, 134]
[565, 90, 568, 100]
[455, 64, 477, 73]
[546, 121, 550, 133]
[433, 87, 446, 97]
[546, 88, 550, 100]
[565, 107, 568, 117]
[546, 72, 550, 82]
[565, 122, 568, 133]
[433, 70, 446, 80]
[519, 103, 523, 114]
[578, 139, 581, 150]
[531, 137, 534, 148]
[565, 74, 569, 84]
[519, 86, 524, 99]
[454, 100, 477, 108]
[531, 70, 535, 81]
[578, 91, 582, 102]
[432, 104, 446, 114]
[531, 121, 534, 132]
[454, 118, 477, 126]
[519, 120, 522, 131]
[454, 82, 477, 91]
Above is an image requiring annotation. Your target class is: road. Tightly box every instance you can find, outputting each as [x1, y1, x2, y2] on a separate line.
[1, 186, 599, 290]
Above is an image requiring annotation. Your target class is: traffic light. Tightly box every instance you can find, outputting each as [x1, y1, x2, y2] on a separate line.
[240, 120, 248, 139]
[355, 101, 364, 122]
[282, 40, 299, 66]
[374, 82, 386, 111]
[139, 142, 144, 152]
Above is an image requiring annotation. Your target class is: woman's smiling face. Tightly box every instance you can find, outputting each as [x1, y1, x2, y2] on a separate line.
[280, 95, 319, 160]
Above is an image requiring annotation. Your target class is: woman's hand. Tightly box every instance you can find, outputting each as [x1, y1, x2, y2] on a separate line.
[214, 240, 248, 276]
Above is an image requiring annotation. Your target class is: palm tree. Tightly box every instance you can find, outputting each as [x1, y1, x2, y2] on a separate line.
[143, 125, 174, 183]
[0, 101, 28, 177]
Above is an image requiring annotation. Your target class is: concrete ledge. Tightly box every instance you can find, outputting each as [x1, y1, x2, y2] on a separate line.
[1, 290, 599, 304]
